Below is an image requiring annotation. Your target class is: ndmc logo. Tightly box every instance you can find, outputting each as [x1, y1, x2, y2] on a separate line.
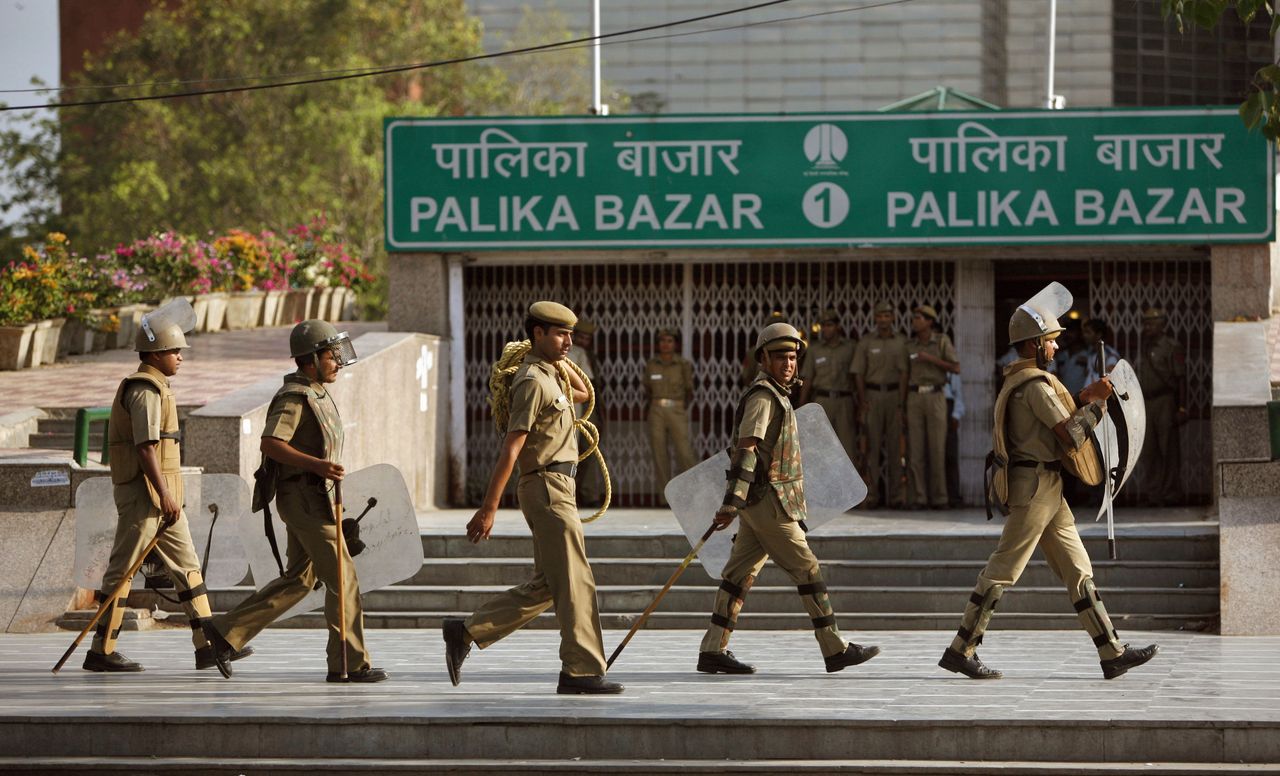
[803, 123, 848, 170]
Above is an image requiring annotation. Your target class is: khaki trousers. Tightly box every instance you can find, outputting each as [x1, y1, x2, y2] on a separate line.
[214, 480, 371, 674]
[950, 468, 1123, 660]
[94, 478, 212, 656]
[699, 493, 848, 658]
[864, 388, 904, 506]
[465, 471, 608, 677]
[1142, 393, 1180, 502]
[648, 402, 697, 497]
[814, 394, 856, 464]
[906, 390, 948, 507]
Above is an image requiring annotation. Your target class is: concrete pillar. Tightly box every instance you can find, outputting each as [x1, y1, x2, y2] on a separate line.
[388, 252, 452, 335]
[1210, 243, 1276, 320]
[953, 259, 995, 505]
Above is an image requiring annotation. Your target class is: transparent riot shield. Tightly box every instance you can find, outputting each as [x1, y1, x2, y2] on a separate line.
[665, 403, 868, 580]
[194, 474, 251, 587]
[236, 463, 420, 620]
[1094, 358, 1146, 522]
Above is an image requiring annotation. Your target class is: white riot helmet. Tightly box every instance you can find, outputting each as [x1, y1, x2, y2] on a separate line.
[136, 297, 196, 352]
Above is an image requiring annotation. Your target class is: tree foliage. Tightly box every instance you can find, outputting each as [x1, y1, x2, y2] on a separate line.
[1161, 0, 1280, 140]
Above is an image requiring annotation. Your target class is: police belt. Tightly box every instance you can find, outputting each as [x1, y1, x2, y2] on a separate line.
[279, 471, 327, 486]
[653, 398, 685, 408]
[864, 382, 898, 392]
[908, 384, 943, 393]
[526, 461, 578, 477]
[1010, 459, 1062, 472]
[814, 388, 853, 398]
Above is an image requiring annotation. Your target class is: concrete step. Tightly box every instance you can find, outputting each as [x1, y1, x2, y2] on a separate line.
[422, 533, 1219, 562]
[27, 431, 99, 450]
[406, 557, 1220, 589]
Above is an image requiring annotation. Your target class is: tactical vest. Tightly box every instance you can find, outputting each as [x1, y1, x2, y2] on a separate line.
[253, 375, 344, 502]
[988, 364, 1103, 516]
[732, 375, 807, 522]
[107, 365, 183, 509]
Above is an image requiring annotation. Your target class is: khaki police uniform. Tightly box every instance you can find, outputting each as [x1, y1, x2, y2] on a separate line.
[701, 374, 849, 658]
[567, 343, 606, 505]
[852, 332, 908, 506]
[1139, 333, 1186, 502]
[948, 359, 1124, 661]
[645, 354, 697, 498]
[95, 364, 214, 658]
[464, 353, 608, 677]
[212, 372, 372, 676]
[800, 337, 857, 463]
[905, 332, 958, 508]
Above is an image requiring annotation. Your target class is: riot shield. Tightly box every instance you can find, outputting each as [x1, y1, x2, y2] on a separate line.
[237, 463, 420, 620]
[665, 403, 867, 580]
[1094, 359, 1146, 521]
[194, 474, 251, 587]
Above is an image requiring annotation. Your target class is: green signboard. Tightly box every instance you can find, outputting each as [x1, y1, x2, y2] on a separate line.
[384, 109, 1274, 251]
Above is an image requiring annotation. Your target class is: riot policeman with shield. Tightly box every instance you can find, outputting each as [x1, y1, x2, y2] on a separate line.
[939, 283, 1159, 681]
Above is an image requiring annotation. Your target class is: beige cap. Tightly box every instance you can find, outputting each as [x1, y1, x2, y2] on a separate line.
[1142, 307, 1166, 320]
[528, 301, 577, 330]
[576, 319, 598, 335]
[657, 327, 679, 339]
[914, 304, 939, 321]
[873, 301, 894, 315]
[818, 308, 840, 325]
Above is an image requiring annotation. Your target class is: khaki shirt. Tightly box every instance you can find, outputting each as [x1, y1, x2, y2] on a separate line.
[852, 333, 908, 386]
[1139, 335, 1185, 397]
[1006, 375, 1071, 463]
[800, 338, 856, 392]
[509, 354, 577, 472]
[122, 382, 162, 445]
[738, 385, 781, 468]
[645, 355, 693, 401]
[263, 375, 329, 480]
[906, 333, 958, 387]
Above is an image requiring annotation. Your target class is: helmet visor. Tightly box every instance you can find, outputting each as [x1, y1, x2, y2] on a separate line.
[324, 332, 358, 367]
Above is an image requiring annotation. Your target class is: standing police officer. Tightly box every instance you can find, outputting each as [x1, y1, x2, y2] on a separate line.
[697, 322, 880, 675]
[86, 299, 233, 673]
[852, 301, 909, 509]
[204, 320, 384, 683]
[645, 327, 697, 505]
[1138, 308, 1187, 506]
[798, 309, 857, 465]
[905, 305, 960, 510]
[444, 302, 622, 695]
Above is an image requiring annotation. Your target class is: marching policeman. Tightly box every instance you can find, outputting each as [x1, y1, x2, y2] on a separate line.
[1138, 308, 1187, 506]
[905, 305, 960, 510]
[204, 320, 384, 682]
[444, 302, 622, 694]
[851, 301, 909, 509]
[939, 284, 1158, 681]
[644, 327, 697, 504]
[798, 308, 857, 465]
[85, 299, 235, 673]
[697, 322, 881, 675]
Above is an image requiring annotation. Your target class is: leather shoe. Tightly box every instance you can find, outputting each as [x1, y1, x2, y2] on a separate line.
[196, 644, 254, 671]
[327, 667, 389, 683]
[1100, 643, 1159, 680]
[443, 617, 471, 687]
[200, 622, 234, 678]
[82, 650, 143, 673]
[697, 650, 756, 674]
[556, 672, 624, 694]
[938, 647, 1002, 679]
[825, 643, 881, 673]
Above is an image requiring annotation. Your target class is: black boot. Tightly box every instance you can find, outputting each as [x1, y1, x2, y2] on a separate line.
[196, 644, 254, 671]
[200, 622, 234, 679]
[825, 643, 881, 673]
[557, 672, 624, 694]
[82, 650, 143, 673]
[327, 667, 389, 683]
[697, 650, 756, 675]
[443, 617, 471, 687]
[1100, 644, 1159, 680]
[938, 647, 1002, 679]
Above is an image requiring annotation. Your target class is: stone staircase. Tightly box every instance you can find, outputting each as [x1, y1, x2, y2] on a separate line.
[202, 526, 1220, 632]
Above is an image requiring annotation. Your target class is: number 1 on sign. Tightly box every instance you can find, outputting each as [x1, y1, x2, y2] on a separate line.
[803, 183, 850, 229]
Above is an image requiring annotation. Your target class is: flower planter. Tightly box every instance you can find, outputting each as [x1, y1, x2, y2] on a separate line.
[224, 290, 265, 330]
[260, 289, 286, 327]
[327, 286, 348, 322]
[282, 288, 313, 325]
[0, 324, 36, 371]
[24, 319, 54, 367]
[112, 304, 147, 349]
[202, 292, 228, 332]
[190, 295, 209, 332]
[41, 318, 66, 364]
[58, 317, 84, 358]
[310, 287, 334, 320]
[88, 309, 115, 353]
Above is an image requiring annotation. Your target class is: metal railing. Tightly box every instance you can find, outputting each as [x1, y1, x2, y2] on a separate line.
[74, 407, 111, 467]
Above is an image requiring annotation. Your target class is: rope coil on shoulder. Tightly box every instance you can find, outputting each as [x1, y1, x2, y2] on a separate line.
[488, 340, 611, 523]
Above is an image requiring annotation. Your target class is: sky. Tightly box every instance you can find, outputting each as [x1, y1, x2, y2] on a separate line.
[1, 0, 60, 229]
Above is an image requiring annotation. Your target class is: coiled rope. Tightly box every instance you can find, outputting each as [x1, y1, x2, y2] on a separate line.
[488, 340, 611, 522]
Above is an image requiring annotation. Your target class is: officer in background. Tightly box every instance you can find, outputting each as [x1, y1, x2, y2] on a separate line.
[204, 320, 384, 683]
[85, 299, 237, 673]
[697, 322, 880, 676]
[567, 320, 606, 507]
[905, 305, 960, 510]
[645, 327, 697, 505]
[939, 286, 1158, 681]
[798, 308, 857, 465]
[1138, 308, 1187, 506]
[852, 301, 908, 509]
[445, 302, 622, 694]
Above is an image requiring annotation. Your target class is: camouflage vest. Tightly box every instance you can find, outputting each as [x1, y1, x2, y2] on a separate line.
[107, 364, 183, 509]
[735, 375, 807, 522]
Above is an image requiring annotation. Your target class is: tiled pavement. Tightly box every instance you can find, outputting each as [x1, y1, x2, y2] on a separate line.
[0, 321, 387, 417]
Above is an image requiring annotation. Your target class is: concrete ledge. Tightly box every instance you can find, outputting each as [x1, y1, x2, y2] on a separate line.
[0, 407, 44, 449]
[1221, 493, 1280, 635]
[1212, 322, 1272, 407]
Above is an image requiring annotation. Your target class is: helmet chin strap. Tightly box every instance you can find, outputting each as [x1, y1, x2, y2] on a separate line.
[1035, 339, 1050, 370]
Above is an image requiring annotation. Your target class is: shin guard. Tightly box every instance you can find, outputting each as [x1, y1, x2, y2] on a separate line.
[90, 582, 132, 655]
[797, 578, 846, 657]
[176, 571, 214, 650]
[949, 583, 1004, 656]
[1073, 579, 1123, 659]
[700, 575, 756, 653]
